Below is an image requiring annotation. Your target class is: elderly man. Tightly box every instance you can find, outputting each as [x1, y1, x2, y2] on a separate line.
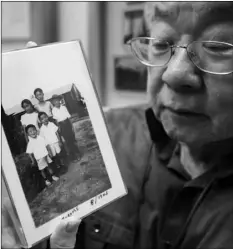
[2, 2, 233, 249]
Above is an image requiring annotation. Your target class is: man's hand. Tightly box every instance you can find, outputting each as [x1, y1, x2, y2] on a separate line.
[50, 217, 81, 249]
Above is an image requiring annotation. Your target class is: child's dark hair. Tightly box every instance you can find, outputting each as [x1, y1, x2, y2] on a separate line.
[25, 124, 36, 134]
[21, 99, 33, 109]
[38, 112, 48, 120]
[34, 88, 43, 96]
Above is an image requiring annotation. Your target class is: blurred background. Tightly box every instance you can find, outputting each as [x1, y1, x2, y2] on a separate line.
[2, 1, 148, 108]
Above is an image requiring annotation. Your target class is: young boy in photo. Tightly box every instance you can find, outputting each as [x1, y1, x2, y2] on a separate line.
[25, 124, 59, 187]
[34, 88, 54, 122]
[51, 94, 81, 162]
[38, 112, 64, 168]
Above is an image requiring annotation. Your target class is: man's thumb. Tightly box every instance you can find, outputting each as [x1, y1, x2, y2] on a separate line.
[50, 218, 81, 249]
[65, 219, 81, 233]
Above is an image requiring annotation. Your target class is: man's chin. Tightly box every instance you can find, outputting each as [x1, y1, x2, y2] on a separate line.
[162, 122, 204, 146]
[159, 110, 208, 145]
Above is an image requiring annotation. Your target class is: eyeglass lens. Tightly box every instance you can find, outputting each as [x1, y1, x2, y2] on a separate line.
[188, 41, 233, 74]
[131, 38, 233, 74]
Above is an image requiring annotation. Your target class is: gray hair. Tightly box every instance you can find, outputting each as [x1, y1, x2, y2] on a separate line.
[144, 2, 233, 32]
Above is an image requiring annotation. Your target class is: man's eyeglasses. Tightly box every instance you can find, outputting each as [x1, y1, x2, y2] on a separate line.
[127, 37, 233, 75]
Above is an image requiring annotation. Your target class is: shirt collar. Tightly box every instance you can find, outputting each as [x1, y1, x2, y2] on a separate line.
[145, 107, 233, 188]
[185, 156, 233, 189]
[145, 108, 188, 180]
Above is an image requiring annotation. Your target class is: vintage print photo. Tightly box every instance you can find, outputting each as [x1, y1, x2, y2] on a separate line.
[2, 83, 110, 227]
[2, 41, 126, 247]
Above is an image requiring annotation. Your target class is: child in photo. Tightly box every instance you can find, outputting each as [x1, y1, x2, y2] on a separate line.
[51, 94, 81, 162]
[21, 99, 40, 142]
[38, 112, 64, 168]
[34, 88, 54, 122]
[25, 124, 59, 186]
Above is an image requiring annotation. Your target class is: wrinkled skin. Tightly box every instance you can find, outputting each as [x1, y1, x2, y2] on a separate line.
[146, 2, 233, 151]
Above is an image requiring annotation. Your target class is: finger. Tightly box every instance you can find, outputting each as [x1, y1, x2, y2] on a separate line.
[65, 218, 81, 233]
[26, 41, 38, 48]
[50, 217, 81, 249]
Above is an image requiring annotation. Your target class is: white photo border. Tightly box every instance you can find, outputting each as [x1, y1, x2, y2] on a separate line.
[2, 41, 127, 247]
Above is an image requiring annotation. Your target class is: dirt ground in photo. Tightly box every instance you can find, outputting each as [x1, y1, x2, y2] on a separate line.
[28, 116, 111, 227]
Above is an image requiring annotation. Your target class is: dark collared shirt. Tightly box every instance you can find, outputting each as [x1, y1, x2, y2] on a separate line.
[74, 106, 233, 249]
[145, 108, 233, 249]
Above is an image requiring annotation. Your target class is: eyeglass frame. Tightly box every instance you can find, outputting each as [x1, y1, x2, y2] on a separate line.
[127, 37, 233, 75]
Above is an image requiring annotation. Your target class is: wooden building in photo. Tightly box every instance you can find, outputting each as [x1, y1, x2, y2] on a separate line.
[2, 84, 87, 157]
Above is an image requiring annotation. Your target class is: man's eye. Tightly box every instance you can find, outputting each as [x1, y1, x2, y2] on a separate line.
[150, 42, 170, 54]
[203, 42, 233, 55]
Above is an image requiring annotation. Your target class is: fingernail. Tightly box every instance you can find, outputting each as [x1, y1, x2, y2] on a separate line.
[66, 219, 81, 233]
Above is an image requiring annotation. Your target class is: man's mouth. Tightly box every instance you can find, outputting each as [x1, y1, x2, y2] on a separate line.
[170, 108, 199, 116]
[164, 106, 207, 119]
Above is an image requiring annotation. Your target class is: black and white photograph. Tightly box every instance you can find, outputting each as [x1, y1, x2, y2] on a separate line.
[3, 83, 111, 227]
[2, 41, 127, 247]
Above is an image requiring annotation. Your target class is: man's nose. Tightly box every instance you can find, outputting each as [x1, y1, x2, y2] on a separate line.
[161, 48, 202, 92]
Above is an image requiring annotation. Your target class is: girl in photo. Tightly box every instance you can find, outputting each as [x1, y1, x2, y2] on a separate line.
[20, 99, 40, 142]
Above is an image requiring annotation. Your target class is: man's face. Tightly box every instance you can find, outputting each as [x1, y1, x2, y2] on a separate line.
[27, 127, 37, 138]
[35, 91, 44, 102]
[147, 2, 233, 147]
[53, 99, 60, 108]
[40, 113, 49, 125]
